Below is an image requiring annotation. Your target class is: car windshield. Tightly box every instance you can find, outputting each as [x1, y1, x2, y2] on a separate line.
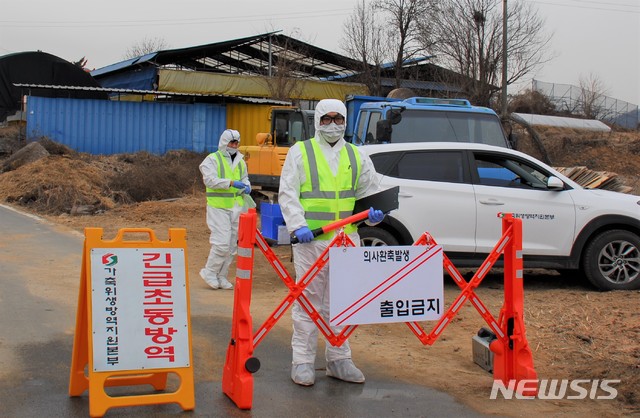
[389, 110, 508, 147]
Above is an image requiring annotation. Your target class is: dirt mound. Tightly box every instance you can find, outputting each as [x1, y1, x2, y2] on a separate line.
[0, 135, 206, 214]
[0, 155, 116, 214]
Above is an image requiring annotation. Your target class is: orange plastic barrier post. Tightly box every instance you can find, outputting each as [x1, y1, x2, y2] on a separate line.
[222, 209, 260, 409]
[68, 228, 195, 417]
[222, 214, 360, 410]
[490, 213, 538, 395]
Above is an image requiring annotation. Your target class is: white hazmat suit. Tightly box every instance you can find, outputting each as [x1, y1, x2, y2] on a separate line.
[278, 99, 381, 386]
[199, 129, 250, 290]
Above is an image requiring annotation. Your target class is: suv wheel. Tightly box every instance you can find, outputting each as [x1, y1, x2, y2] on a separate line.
[359, 226, 399, 246]
[582, 229, 640, 290]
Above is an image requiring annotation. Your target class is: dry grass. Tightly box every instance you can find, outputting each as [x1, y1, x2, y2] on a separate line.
[108, 150, 205, 203]
[516, 126, 640, 195]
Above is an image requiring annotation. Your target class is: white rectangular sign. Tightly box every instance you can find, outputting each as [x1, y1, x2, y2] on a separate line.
[329, 246, 444, 326]
[90, 248, 190, 371]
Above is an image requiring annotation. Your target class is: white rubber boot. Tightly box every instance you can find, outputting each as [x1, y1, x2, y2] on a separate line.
[326, 359, 365, 383]
[291, 363, 315, 386]
[199, 268, 220, 289]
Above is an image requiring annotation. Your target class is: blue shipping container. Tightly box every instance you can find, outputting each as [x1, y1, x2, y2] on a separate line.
[25, 96, 226, 155]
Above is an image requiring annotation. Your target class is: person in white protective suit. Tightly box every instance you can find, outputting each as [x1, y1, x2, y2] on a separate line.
[199, 129, 251, 290]
[279, 99, 385, 386]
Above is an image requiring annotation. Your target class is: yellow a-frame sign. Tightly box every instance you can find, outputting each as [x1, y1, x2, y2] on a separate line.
[69, 227, 195, 417]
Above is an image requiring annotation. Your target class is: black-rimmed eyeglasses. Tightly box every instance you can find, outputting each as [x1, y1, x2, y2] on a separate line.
[320, 114, 345, 125]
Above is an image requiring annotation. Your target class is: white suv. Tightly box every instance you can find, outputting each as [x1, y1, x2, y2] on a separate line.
[357, 142, 640, 291]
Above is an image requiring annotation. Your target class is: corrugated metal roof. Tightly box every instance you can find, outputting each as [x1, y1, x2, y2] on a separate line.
[90, 53, 158, 77]
[91, 32, 365, 81]
[15, 82, 207, 96]
[13, 83, 291, 105]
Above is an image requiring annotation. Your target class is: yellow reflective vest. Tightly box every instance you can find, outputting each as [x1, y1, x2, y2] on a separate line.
[205, 152, 246, 209]
[299, 139, 362, 240]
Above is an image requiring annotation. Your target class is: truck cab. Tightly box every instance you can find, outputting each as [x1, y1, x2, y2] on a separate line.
[352, 97, 515, 148]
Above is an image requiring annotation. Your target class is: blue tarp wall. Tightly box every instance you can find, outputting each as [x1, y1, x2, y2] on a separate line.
[26, 96, 226, 154]
[94, 66, 157, 90]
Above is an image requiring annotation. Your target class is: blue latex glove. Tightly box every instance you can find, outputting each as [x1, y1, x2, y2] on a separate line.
[368, 207, 384, 223]
[243, 183, 251, 195]
[231, 180, 246, 191]
[294, 226, 314, 243]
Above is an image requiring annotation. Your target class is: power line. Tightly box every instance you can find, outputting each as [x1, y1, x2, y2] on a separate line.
[0, 9, 354, 28]
[523, 0, 640, 14]
[562, 0, 639, 7]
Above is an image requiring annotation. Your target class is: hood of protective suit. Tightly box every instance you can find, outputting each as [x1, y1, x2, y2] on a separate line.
[314, 99, 347, 145]
[218, 129, 240, 155]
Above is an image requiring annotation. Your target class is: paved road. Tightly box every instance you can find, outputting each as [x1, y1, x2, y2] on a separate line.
[0, 204, 492, 417]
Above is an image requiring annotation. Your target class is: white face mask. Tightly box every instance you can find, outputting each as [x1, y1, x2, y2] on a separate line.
[317, 123, 346, 144]
[227, 147, 237, 155]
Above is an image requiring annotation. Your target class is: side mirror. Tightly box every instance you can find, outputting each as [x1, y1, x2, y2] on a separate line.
[387, 109, 402, 125]
[508, 132, 518, 149]
[376, 120, 393, 143]
[547, 176, 564, 190]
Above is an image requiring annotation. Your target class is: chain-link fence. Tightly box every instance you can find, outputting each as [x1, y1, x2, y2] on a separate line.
[532, 79, 638, 129]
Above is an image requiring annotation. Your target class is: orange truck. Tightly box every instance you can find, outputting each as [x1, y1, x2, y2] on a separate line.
[240, 107, 315, 194]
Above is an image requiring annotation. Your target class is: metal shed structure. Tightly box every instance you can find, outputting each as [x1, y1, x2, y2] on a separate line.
[90, 32, 460, 101]
[92, 32, 365, 86]
[19, 84, 290, 154]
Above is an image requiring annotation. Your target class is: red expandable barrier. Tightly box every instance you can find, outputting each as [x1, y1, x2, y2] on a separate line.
[394, 213, 537, 395]
[252, 231, 360, 350]
[222, 211, 538, 408]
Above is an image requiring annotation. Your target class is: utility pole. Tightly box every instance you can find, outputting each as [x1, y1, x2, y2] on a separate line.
[501, 0, 508, 119]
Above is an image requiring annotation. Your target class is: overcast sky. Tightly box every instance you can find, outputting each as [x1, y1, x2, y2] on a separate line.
[1, 0, 638, 105]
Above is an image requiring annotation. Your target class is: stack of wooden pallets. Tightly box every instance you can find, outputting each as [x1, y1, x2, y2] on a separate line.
[554, 166, 633, 194]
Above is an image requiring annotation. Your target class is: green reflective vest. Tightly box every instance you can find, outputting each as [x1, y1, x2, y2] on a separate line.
[299, 139, 362, 240]
[205, 152, 246, 209]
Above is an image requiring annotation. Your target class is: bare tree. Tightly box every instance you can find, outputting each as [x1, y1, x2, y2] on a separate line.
[508, 89, 556, 115]
[258, 31, 311, 102]
[340, 0, 390, 96]
[123, 37, 169, 59]
[375, 0, 436, 88]
[578, 73, 610, 120]
[419, 0, 552, 106]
